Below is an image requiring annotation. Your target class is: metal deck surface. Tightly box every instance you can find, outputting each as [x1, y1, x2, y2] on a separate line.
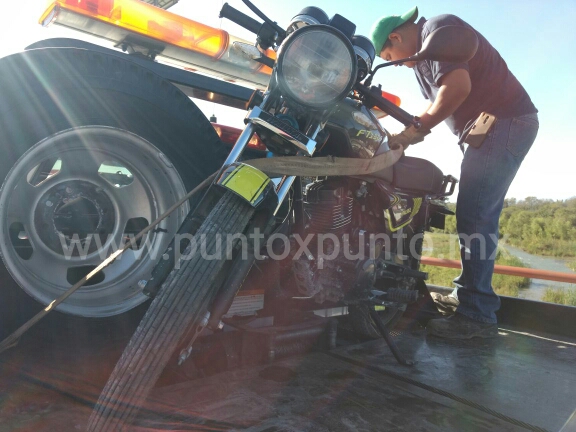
[1, 307, 574, 432]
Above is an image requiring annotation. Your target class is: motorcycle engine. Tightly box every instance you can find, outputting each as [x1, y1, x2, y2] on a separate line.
[290, 179, 381, 303]
[304, 181, 353, 234]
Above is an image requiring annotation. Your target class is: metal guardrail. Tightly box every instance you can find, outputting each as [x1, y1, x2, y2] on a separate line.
[421, 257, 576, 284]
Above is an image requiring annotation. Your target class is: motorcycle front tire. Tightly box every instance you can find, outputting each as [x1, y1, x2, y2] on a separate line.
[87, 191, 254, 431]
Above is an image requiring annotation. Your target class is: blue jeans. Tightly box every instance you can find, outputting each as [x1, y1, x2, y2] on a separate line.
[453, 113, 539, 323]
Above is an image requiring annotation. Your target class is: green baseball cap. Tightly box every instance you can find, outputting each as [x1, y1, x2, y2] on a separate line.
[370, 6, 419, 56]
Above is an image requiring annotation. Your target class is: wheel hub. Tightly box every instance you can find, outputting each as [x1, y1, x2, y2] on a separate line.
[0, 127, 190, 317]
[34, 181, 115, 257]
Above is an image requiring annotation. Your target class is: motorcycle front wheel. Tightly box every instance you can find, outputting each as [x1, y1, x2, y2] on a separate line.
[87, 191, 254, 431]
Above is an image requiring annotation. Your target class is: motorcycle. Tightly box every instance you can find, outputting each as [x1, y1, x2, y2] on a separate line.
[87, 2, 478, 430]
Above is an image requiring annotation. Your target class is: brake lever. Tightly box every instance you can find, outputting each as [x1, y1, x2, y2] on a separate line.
[242, 0, 286, 41]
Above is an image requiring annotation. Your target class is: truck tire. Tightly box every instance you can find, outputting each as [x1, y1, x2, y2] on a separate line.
[87, 191, 254, 431]
[0, 48, 229, 320]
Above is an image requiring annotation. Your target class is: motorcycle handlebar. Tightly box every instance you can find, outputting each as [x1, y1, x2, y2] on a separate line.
[356, 83, 421, 129]
[379, 97, 422, 129]
[220, 3, 263, 35]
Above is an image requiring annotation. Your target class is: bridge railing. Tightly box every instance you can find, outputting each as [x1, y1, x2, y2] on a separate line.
[420, 257, 576, 284]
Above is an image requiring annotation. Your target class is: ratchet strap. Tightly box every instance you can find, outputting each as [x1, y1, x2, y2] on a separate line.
[246, 145, 404, 177]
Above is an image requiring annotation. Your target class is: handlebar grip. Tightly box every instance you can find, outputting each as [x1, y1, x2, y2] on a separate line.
[220, 3, 263, 35]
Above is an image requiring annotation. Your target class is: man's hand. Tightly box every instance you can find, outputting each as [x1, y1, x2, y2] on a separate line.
[389, 125, 431, 150]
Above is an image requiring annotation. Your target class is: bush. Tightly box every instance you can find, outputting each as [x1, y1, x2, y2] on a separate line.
[443, 214, 457, 235]
[420, 233, 529, 298]
[542, 287, 576, 306]
[499, 198, 576, 257]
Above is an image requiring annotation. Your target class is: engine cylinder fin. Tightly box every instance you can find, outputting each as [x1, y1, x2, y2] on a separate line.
[304, 181, 353, 234]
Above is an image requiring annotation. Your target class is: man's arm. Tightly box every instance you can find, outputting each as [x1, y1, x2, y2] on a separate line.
[418, 103, 433, 121]
[418, 68, 472, 131]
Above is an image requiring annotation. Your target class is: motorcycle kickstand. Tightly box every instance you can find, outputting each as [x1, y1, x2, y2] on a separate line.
[369, 308, 416, 366]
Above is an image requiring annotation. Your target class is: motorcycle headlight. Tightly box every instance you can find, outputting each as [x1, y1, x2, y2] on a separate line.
[276, 25, 357, 109]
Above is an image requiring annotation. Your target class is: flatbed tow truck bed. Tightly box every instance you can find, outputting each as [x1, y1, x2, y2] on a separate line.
[1, 295, 575, 432]
[1, 5, 573, 431]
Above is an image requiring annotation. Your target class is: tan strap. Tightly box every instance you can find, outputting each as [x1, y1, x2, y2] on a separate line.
[245, 146, 404, 177]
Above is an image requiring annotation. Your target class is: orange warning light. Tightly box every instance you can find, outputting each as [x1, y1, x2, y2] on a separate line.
[40, 0, 230, 59]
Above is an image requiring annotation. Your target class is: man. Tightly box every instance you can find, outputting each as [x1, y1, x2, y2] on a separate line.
[370, 7, 539, 338]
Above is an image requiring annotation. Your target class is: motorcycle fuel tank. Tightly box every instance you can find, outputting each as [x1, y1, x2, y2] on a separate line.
[326, 99, 390, 159]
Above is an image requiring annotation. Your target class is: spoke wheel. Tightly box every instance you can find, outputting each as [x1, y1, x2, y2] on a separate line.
[0, 127, 188, 317]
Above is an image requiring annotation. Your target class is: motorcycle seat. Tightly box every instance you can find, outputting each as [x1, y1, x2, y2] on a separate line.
[370, 155, 445, 194]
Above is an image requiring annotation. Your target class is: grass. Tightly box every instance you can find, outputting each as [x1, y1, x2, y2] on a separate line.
[420, 233, 529, 297]
[506, 238, 576, 258]
[420, 233, 576, 304]
[542, 287, 576, 306]
[527, 252, 576, 306]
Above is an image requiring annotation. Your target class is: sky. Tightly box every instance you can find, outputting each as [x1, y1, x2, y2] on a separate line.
[1, 0, 575, 201]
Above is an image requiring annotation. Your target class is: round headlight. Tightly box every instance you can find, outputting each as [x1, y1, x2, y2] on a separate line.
[276, 25, 357, 109]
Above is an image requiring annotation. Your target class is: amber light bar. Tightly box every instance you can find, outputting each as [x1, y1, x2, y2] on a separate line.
[140, 0, 178, 9]
[39, 0, 401, 108]
[39, 0, 273, 88]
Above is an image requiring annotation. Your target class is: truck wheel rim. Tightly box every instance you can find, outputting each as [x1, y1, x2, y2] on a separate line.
[0, 127, 189, 317]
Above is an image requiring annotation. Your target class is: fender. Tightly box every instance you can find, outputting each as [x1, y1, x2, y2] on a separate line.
[25, 38, 254, 111]
[216, 163, 277, 208]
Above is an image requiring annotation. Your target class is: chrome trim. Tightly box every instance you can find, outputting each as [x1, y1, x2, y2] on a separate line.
[247, 106, 317, 156]
[305, 122, 322, 140]
[289, 15, 322, 29]
[354, 45, 372, 72]
[274, 175, 296, 215]
[223, 123, 255, 166]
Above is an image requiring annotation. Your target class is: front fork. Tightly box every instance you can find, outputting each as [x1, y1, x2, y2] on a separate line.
[144, 108, 306, 297]
[225, 115, 302, 207]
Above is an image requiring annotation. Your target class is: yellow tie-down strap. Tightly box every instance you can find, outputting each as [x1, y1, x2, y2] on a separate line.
[218, 163, 272, 206]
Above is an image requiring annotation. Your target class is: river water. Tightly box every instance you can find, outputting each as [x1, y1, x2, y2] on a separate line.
[501, 244, 576, 300]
